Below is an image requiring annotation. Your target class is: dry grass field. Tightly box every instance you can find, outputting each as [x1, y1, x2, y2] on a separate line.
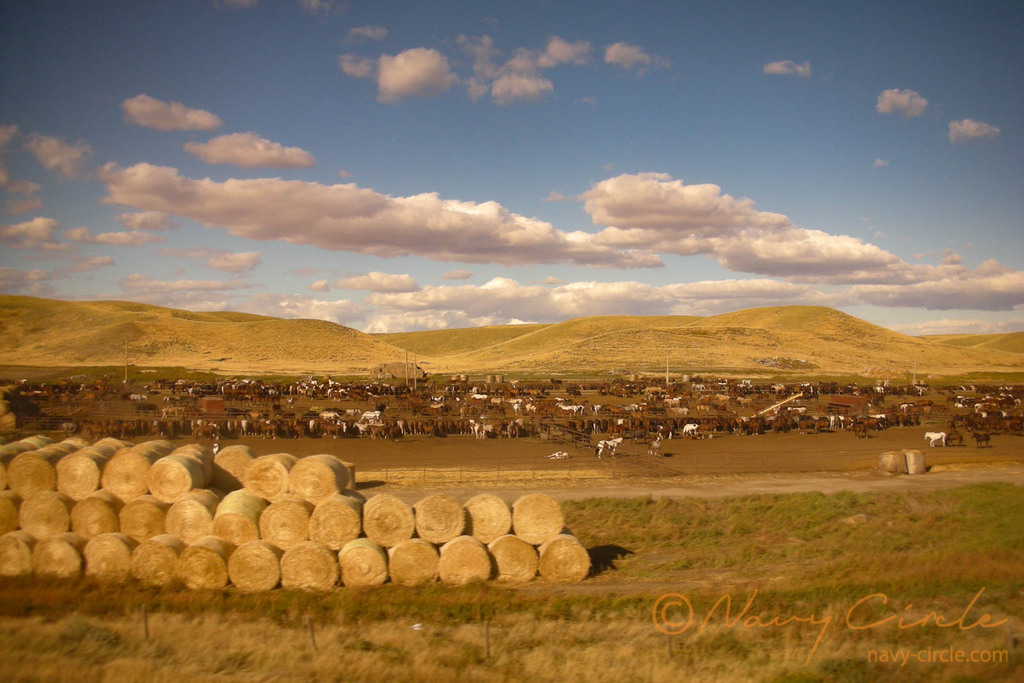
[1, 295, 1023, 681]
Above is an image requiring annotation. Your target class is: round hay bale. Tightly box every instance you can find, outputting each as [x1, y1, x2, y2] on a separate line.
[147, 453, 210, 504]
[212, 490, 266, 546]
[101, 440, 175, 501]
[243, 453, 297, 502]
[7, 442, 80, 497]
[19, 491, 74, 538]
[877, 451, 907, 476]
[438, 535, 492, 585]
[340, 460, 356, 487]
[0, 490, 21, 535]
[165, 489, 219, 544]
[414, 494, 465, 545]
[227, 540, 283, 592]
[388, 538, 439, 586]
[464, 493, 511, 544]
[70, 490, 122, 539]
[288, 454, 351, 504]
[363, 494, 414, 548]
[280, 541, 339, 591]
[904, 449, 926, 475]
[338, 538, 388, 588]
[118, 494, 170, 543]
[309, 493, 362, 550]
[0, 530, 36, 576]
[90, 438, 133, 455]
[177, 535, 235, 590]
[32, 532, 87, 578]
[258, 495, 313, 550]
[171, 444, 214, 482]
[1, 442, 42, 489]
[512, 493, 564, 546]
[538, 534, 591, 583]
[17, 435, 55, 450]
[130, 534, 185, 586]
[84, 532, 138, 582]
[56, 446, 115, 500]
[488, 534, 538, 583]
[212, 444, 254, 491]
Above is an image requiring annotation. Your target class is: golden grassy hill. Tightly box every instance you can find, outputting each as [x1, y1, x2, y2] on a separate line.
[389, 306, 1024, 378]
[920, 331, 1024, 355]
[0, 295, 412, 375]
[1, 296, 1022, 379]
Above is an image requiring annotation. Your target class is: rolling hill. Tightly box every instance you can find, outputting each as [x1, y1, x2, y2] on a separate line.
[1, 296, 1022, 379]
[0, 296, 412, 375]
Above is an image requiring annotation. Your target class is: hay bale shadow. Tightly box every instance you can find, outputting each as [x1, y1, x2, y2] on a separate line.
[588, 544, 634, 575]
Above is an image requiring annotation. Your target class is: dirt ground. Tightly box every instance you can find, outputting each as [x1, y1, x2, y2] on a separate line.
[147, 422, 1024, 504]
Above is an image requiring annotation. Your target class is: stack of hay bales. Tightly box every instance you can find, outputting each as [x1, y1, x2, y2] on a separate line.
[1, 438, 592, 588]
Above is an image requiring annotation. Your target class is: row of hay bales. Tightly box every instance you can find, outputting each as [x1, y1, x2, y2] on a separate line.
[877, 449, 926, 476]
[0, 436, 590, 589]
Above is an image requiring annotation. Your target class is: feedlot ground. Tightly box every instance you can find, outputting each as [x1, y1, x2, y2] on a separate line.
[174, 424, 1024, 502]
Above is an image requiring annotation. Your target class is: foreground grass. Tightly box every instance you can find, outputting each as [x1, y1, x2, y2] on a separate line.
[1, 483, 1021, 682]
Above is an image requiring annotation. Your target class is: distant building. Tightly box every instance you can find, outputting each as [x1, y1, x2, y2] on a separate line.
[371, 362, 427, 380]
[827, 395, 869, 417]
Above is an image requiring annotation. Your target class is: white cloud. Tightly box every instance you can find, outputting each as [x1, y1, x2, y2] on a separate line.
[339, 54, 376, 79]
[458, 35, 591, 105]
[121, 94, 223, 131]
[298, 0, 333, 15]
[873, 158, 889, 167]
[309, 279, 330, 292]
[184, 133, 316, 168]
[604, 42, 668, 72]
[948, 119, 1001, 143]
[443, 269, 473, 281]
[236, 293, 365, 326]
[491, 73, 554, 105]
[52, 255, 115, 276]
[333, 272, 420, 293]
[847, 260, 1024, 311]
[64, 226, 165, 247]
[583, 172, 790, 236]
[120, 272, 252, 294]
[0, 266, 50, 294]
[347, 25, 387, 42]
[116, 211, 178, 231]
[891, 317, 1024, 336]
[1, 216, 62, 250]
[25, 134, 93, 179]
[377, 48, 456, 102]
[99, 163, 660, 268]
[160, 247, 261, 273]
[876, 88, 928, 118]
[763, 60, 811, 78]
[538, 37, 591, 68]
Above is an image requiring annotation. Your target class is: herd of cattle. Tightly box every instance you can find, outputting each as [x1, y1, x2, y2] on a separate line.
[8, 375, 1021, 452]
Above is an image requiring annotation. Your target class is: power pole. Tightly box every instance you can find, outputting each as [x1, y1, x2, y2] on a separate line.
[124, 338, 129, 384]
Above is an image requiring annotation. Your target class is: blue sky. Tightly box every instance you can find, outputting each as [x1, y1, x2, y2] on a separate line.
[1, 0, 1021, 335]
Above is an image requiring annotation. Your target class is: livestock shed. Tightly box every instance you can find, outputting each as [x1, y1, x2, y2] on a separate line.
[826, 396, 869, 417]
[371, 363, 426, 381]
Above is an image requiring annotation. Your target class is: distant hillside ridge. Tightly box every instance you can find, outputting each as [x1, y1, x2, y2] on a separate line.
[1, 296, 1022, 377]
[0, 295, 414, 374]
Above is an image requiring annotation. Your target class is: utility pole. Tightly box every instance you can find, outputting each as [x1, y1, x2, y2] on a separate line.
[124, 338, 129, 385]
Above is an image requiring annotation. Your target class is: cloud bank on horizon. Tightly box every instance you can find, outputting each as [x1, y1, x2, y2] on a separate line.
[0, 1, 1021, 337]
